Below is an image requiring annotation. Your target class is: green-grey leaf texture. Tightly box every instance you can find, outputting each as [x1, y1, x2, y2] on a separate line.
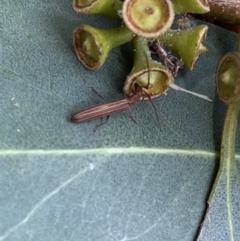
[0, 1, 239, 241]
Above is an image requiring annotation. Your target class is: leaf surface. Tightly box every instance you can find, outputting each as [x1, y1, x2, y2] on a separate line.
[0, 1, 239, 241]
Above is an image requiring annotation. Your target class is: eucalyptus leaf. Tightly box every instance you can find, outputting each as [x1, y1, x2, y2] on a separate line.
[0, 1, 239, 241]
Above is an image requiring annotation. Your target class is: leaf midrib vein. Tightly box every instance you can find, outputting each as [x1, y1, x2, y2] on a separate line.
[0, 148, 220, 156]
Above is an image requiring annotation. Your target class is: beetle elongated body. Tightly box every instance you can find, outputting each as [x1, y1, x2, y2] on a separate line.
[70, 87, 143, 123]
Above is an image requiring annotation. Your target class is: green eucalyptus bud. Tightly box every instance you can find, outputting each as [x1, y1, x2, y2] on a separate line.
[158, 25, 208, 70]
[172, 0, 210, 14]
[216, 52, 240, 104]
[122, 0, 175, 38]
[73, 0, 122, 18]
[73, 25, 134, 70]
[124, 37, 173, 98]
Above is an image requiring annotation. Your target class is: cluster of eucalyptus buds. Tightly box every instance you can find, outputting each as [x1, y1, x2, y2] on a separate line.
[72, 0, 210, 100]
[70, 0, 214, 124]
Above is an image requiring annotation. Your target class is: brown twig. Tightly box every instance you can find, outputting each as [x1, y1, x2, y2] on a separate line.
[194, 0, 240, 33]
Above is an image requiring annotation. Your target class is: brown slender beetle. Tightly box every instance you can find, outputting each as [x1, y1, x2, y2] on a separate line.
[70, 85, 145, 123]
